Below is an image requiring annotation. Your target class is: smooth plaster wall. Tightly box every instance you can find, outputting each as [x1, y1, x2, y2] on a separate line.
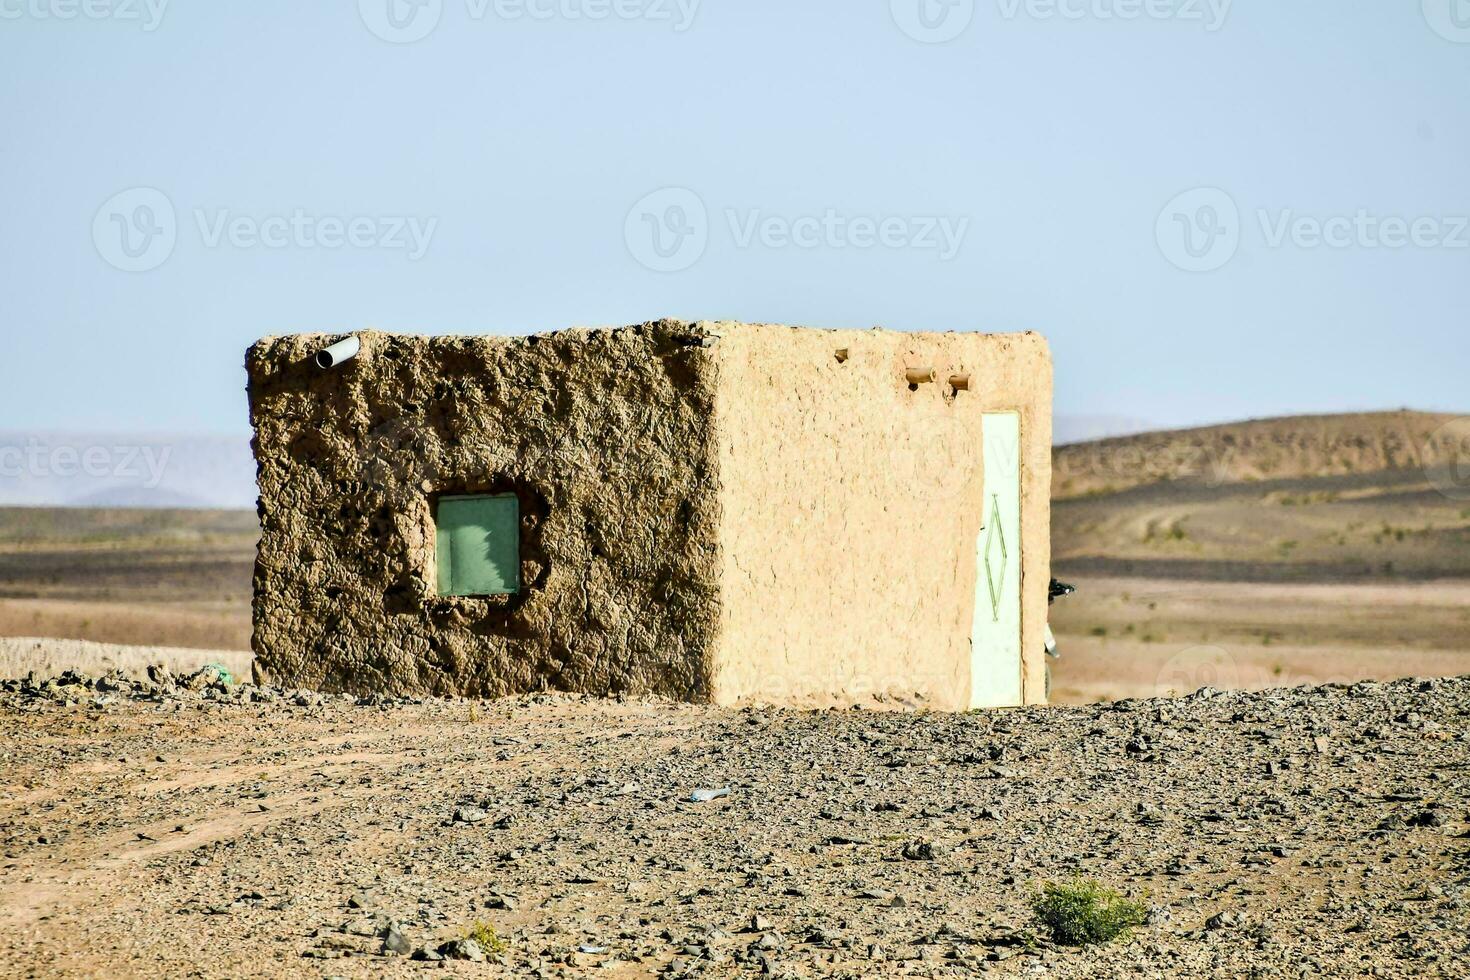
[707, 323, 1053, 709]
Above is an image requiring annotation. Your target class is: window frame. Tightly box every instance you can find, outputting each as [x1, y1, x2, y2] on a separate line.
[433, 492, 522, 598]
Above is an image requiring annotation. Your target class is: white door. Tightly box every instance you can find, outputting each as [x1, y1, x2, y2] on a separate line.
[970, 411, 1023, 708]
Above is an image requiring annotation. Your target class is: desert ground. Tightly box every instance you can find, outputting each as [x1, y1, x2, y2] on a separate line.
[2, 670, 1467, 978]
[2, 410, 1467, 977]
[1048, 410, 1470, 701]
[0, 507, 253, 653]
[1047, 576, 1470, 703]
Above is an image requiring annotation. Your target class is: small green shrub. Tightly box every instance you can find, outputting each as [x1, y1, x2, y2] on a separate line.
[1030, 879, 1147, 946]
[465, 921, 507, 954]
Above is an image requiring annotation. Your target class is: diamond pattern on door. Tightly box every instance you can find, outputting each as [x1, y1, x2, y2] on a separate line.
[983, 494, 1008, 622]
[971, 411, 1023, 709]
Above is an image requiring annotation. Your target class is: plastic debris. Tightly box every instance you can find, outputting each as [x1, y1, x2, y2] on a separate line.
[202, 663, 235, 686]
[689, 787, 730, 803]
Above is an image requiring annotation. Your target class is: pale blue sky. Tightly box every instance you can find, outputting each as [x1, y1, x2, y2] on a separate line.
[1, 0, 1467, 436]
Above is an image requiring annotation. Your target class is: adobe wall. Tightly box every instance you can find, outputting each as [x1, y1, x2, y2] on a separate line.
[708, 323, 1053, 709]
[246, 322, 723, 698]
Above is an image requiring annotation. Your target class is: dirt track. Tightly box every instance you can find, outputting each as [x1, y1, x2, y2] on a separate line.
[2, 667, 1467, 978]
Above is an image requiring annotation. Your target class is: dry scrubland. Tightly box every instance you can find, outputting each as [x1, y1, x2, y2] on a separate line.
[2, 671, 1467, 978]
[1049, 411, 1470, 702]
[0, 507, 254, 653]
[2, 410, 1469, 978]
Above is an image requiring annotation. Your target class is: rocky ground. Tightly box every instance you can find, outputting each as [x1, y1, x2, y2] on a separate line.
[1, 668, 1467, 979]
[0, 637, 251, 685]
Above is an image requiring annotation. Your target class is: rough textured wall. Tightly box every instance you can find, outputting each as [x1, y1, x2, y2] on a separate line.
[246, 321, 722, 699]
[709, 323, 1052, 708]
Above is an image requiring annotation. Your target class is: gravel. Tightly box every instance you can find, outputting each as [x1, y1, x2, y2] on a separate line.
[1, 667, 1467, 977]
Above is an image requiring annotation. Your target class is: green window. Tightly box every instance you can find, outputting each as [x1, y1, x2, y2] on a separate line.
[434, 494, 520, 597]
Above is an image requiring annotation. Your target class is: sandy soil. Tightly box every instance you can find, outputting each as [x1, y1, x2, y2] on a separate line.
[0, 506, 255, 651]
[1053, 470, 1470, 583]
[1049, 576, 1470, 704]
[0, 598, 251, 652]
[2, 665, 1467, 978]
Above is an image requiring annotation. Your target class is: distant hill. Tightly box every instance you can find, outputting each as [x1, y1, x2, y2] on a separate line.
[1053, 410, 1465, 500]
[1053, 414, 1157, 445]
[4, 413, 1464, 513]
[1051, 411, 1470, 582]
[0, 432, 256, 509]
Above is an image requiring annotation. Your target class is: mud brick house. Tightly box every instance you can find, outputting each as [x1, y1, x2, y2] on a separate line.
[246, 320, 1053, 709]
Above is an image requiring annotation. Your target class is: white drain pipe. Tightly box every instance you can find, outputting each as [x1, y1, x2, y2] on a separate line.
[315, 335, 361, 370]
